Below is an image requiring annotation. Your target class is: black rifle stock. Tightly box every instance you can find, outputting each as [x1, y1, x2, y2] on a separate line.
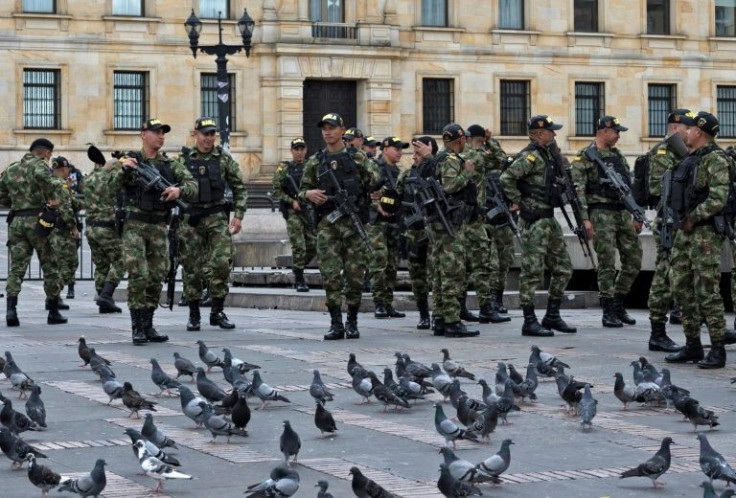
[485, 173, 522, 246]
[283, 174, 316, 232]
[658, 168, 677, 259]
[403, 175, 455, 237]
[165, 206, 180, 310]
[115, 151, 189, 211]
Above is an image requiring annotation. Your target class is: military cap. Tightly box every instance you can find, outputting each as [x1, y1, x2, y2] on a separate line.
[343, 127, 364, 140]
[466, 124, 486, 138]
[87, 144, 106, 165]
[597, 115, 628, 131]
[442, 123, 465, 142]
[141, 118, 171, 133]
[363, 136, 379, 146]
[51, 156, 70, 169]
[317, 112, 344, 127]
[194, 116, 217, 133]
[29, 138, 54, 152]
[668, 108, 695, 125]
[528, 115, 563, 131]
[693, 111, 719, 137]
[290, 138, 307, 149]
[413, 135, 438, 155]
[381, 137, 410, 150]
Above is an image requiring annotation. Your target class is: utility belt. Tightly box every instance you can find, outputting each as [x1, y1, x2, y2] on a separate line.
[7, 208, 39, 224]
[520, 208, 554, 225]
[187, 204, 227, 227]
[126, 211, 167, 224]
[589, 202, 625, 212]
[88, 220, 116, 229]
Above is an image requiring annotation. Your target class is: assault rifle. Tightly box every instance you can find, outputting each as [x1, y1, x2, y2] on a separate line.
[658, 169, 677, 259]
[584, 146, 652, 229]
[114, 151, 189, 211]
[165, 206, 180, 310]
[283, 174, 316, 232]
[485, 173, 522, 246]
[402, 175, 455, 237]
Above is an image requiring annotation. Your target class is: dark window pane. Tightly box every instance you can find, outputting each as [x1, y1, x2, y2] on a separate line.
[200, 0, 229, 19]
[647, 0, 670, 34]
[200, 73, 236, 132]
[717, 86, 736, 138]
[421, 0, 447, 27]
[648, 84, 676, 137]
[22, 0, 55, 13]
[112, 0, 143, 16]
[113, 71, 148, 131]
[716, 0, 736, 37]
[498, 0, 524, 29]
[574, 0, 598, 32]
[423, 79, 454, 135]
[23, 69, 60, 129]
[575, 82, 605, 137]
[500, 80, 530, 136]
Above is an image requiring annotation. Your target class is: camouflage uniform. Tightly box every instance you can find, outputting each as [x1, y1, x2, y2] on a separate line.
[49, 179, 82, 294]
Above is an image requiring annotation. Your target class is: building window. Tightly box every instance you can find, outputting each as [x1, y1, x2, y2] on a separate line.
[575, 82, 605, 137]
[648, 84, 676, 137]
[200, 0, 229, 19]
[113, 71, 148, 131]
[23, 69, 60, 129]
[716, 0, 736, 37]
[498, 0, 523, 30]
[574, 0, 598, 32]
[422, 78, 454, 135]
[22, 0, 55, 13]
[421, 0, 447, 27]
[647, 0, 670, 34]
[499, 80, 530, 136]
[112, 0, 144, 16]
[717, 86, 736, 138]
[200, 73, 236, 132]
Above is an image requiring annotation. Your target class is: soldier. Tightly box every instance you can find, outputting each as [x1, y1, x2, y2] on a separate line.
[571, 116, 642, 328]
[299, 112, 380, 340]
[362, 136, 379, 159]
[500, 115, 575, 337]
[178, 116, 248, 332]
[369, 137, 408, 319]
[110, 118, 197, 345]
[666, 112, 731, 369]
[0, 138, 71, 326]
[84, 146, 125, 314]
[49, 157, 82, 307]
[273, 138, 316, 292]
[343, 128, 364, 150]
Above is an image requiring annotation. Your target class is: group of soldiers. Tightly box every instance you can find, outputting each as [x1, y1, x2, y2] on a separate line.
[0, 116, 248, 345]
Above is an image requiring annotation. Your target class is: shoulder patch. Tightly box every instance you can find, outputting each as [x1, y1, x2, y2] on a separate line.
[62, 183, 69, 190]
[277, 166, 284, 172]
[526, 154, 536, 162]
[656, 149, 668, 155]
[573, 156, 581, 161]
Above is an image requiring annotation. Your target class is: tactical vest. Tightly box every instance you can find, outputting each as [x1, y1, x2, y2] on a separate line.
[515, 143, 564, 207]
[286, 161, 305, 192]
[377, 159, 401, 189]
[316, 150, 366, 217]
[589, 152, 630, 200]
[124, 155, 175, 212]
[671, 143, 723, 220]
[436, 151, 478, 208]
[182, 150, 224, 205]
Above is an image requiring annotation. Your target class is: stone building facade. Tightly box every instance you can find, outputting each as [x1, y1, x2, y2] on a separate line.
[1, 0, 736, 177]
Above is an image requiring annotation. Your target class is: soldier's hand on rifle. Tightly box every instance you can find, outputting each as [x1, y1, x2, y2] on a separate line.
[584, 219, 596, 240]
[72, 228, 81, 240]
[377, 205, 390, 218]
[229, 217, 242, 235]
[509, 203, 520, 213]
[306, 189, 327, 205]
[370, 191, 381, 202]
[121, 157, 138, 169]
[633, 220, 643, 234]
[162, 186, 181, 202]
[292, 200, 301, 211]
[681, 217, 695, 232]
[46, 199, 60, 209]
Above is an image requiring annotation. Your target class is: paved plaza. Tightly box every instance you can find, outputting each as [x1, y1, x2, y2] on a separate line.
[1, 280, 735, 498]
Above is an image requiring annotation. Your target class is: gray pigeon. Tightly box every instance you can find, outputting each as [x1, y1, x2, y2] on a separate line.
[702, 481, 736, 498]
[439, 446, 497, 484]
[141, 413, 177, 450]
[496, 380, 521, 424]
[231, 390, 251, 431]
[440, 349, 476, 380]
[507, 364, 524, 385]
[368, 372, 410, 411]
[150, 358, 181, 397]
[350, 466, 399, 498]
[280, 420, 301, 465]
[246, 464, 300, 497]
[682, 398, 720, 432]
[630, 360, 645, 385]
[26, 453, 62, 497]
[89, 349, 114, 379]
[351, 368, 374, 404]
[24, 385, 46, 430]
[3, 351, 34, 399]
[477, 379, 500, 407]
[613, 372, 636, 410]
[196, 367, 227, 403]
[134, 440, 193, 493]
[470, 405, 499, 442]
[476, 438, 513, 480]
[437, 463, 482, 498]
[172, 352, 197, 382]
[99, 370, 124, 405]
[315, 479, 335, 498]
[0, 427, 46, 470]
[495, 363, 521, 397]
[434, 403, 479, 449]
[1, 397, 38, 433]
[123, 428, 180, 466]
[252, 370, 291, 410]
[517, 363, 538, 402]
[347, 353, 364, 377]
[314, 401, 337, 437]
[200, 402, 248, 443]
[639, 356, 663, 385]
[57, 458, 106, 497]
[431, 363, 453, 399]
[122, 382, 157, 418]
[401, 353, 433, 381]
[77, 336, 95, 367]
[578, 384, 597, 430]
[178, 385, 211, 427]
[619, 436, 673, 488]
[633, 381, 664, 406]
[529, 345, 569, 376]
[222, 348, 260, 373]
[197, 340, 225, 372]
[698, 434, 736, 487]
[310, 369, 334, 404]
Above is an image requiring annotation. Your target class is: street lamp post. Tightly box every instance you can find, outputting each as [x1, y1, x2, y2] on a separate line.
[184, 9, 255, 153]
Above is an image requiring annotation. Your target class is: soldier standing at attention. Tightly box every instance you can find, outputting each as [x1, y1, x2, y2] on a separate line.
[273, 138, 316, 292]
[299, 112, 380, 340]
[111, 119, 197, 345]
[0, 138, 70, 326]
[178, 117, 248, 332]
[362, 136, 379, 159]
[500, 116, 575, 337]
[571, 116, 642, 328]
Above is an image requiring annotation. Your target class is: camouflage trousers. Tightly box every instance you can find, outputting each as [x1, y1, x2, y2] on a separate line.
[671, 225, 725, 342]
[590, 209, 642, 298]
[405, 228, 430, 302]
[6, 215, 62, 299]
[430, 225, 467, 323]
[179, 212, 234, 301]
[49, 228, 79, 287]
[486, 224, 515, 292]
[286, 210, 316, 270]
[464, 219, 492, 306]
[86, 225, 124, 291]
[518, 217, 572, 306]
[122, 219, 168, 310]
[368, 222, 400, 305]
[316, 218, 368, 309]
[647, 220, 675, 322]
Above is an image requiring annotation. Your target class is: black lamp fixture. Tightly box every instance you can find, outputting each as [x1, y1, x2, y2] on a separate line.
[184, 9, 203, 58]
[237, 9, 255, 57]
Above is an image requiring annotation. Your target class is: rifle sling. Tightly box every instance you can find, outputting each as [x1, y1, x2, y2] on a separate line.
[588, 202, 626, 212]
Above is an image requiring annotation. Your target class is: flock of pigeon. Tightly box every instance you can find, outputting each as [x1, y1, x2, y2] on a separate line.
[1, 336, 736, 497]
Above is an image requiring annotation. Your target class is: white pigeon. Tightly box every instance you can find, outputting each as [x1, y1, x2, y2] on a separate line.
[134, 440, 194, 493]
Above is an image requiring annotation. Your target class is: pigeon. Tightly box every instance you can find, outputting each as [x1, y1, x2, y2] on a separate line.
[99, 370, 124, 405]
[0, 427, 46, 470]
[613, 372, 636, 410]
[222, 348, 260, 373]
[77, 336, 98, 367]
[3, 351, 34, 399]
[252, 370, 291, 409]
[122, 382, 157, 418]
[196, 367, 227, 403]
[172, 352, 197, 382]
[630, 360, 645, 385]
[495, 363, 521, 397]
[557, 374, 583, 414]
[476, 438, 513, 480]
[578, 384, 597, 430]
[351, 368, 374, 404]
[310, 369, 335, 404]
[455, 395, 481, 428]
[178, 385, 211, 427]
[246, 464, 300, 497]
[57, 458, 106, 497]
[633, 381, 664, 406]
[437, 463, 483, 498]
[315, 479, 335, 498]
[314, 401, 337, 437]
[230, 367, 254, 395]
[280, 420, 301, 465]
[368, 372, 409, 411]
[24, 385, 46, 429]
[495, 380, 521, 424]
[471, 404, 499, 442]
[197, 340, 225, 372]
[434, 403, 479, 449]
[661, 384, 690, 413]
[0, 356, 4, 373]
[619, 436, 673, 488]
[431, 363, 454, 399]
[698, 434, 736, 487]
[26, 453, 61, 498]
[399, 375, 432, 400]
[477, 379, 500, 406]
[639, 356, 663, 385]
[553, 365, 591, 390]
[529, 345, 569, 376]
[349, 466, 399, 498]
[123, 428, 180, 466]
[517, 363, 538, 402]
[149, 359, 181, 397]
[134, 440, 194, 493]
[88, 348, 114, 379]
[439, 446, 497, 484]
[231, 389, 251, 431]
[440, 349, 476, 380]
[1, 397, 38, 433]
[213, 388, 238, 416]
[702, 481, 736, 498]
[682, 398, 720, 432]
[347, 353, 364, 377]
[507, 364, 524, 385]
[200, 402, 248, 443]
[141, 413, 177, 450]
[400, 353, 433, 382]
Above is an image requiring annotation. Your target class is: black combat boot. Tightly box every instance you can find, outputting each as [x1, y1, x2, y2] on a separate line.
[432, 316, 445, 337]
[459, 295, 479, 322]
[187, 300, 201, 332]
[444, 321, 480, 338]
[614, 293, 636, 325]
[47, 297, 68, 325]
[374, 304, 388, 319]
[324, 306, 345, 340]
[178, 295, 188, 307]
[601, 297, 623, 328]
[293, 268, 309, 292]
[698, 341, 726, 369]
[416, 299, 431, 330]
[493, 289, 508, 314]
[96, 281, 122, 314]
[541, 298, 577, 333]
[45, 299, 70, 311]
[724, 328, 736, 346]
[210, 297, 235, 329]
[142, 308, 169, 343]
[665, 336, 704, 363]
[6, 296, 19, 327]
[200, 287, 212, 307]
[648, 320, 680, 352]
[66, 283, 75, 299]
[385, 304, 406, 318]
[345, 305, 360, 339]
[479, 302, 511, 324]
[521, 305, 554, 337]
[669, 305, 682, 325]
[131, 310, 148, 345]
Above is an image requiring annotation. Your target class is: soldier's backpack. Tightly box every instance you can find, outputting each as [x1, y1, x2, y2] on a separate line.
[631, 153, 652, 208]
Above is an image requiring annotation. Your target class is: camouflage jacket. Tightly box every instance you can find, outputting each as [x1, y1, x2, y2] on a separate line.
[179, 146, 247, 219]
[500, 142, 556, 211]
[0, 152, 66, 217]
[298, 146, 380, 205]
[54, 176, 80, 232]
[273, 160, 307, 211]
[82, 166, 119, 222]
[647, 141, 679, 199]
[686, 144, 731, 224]
[570, 146, 631, 217]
